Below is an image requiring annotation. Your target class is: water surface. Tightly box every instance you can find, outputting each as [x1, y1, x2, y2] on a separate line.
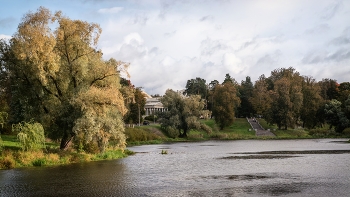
[1, 139, 349, 196]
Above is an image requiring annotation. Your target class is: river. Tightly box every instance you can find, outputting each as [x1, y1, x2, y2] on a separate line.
[0, 139, 349, 196]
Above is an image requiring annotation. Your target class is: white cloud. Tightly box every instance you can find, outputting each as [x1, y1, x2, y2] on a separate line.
[0, 34, 11, 40]
[222, 53, 244, 74]
[124, 32, 144, 45]
[98, 7, 123, 14]
[94, 0, 350, 94]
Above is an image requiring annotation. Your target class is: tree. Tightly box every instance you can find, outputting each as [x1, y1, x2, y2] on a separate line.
[237, 76, 255, 118]
[300, 76, 324, 129]
[250, 75, 272, 116]
[338, 82, 350, 109]
[207, 80, 219, 111]
[124, 88, 146, 125]
[183, 77, 207, 99]
[5, 7, 127, 152]
[211, 82, 240, 130]
[0, 39, 12, 133]
[13, 120, 45, 151]
[158, 89, 204, 138]
[223, 73, 238, 85]
[318, 78, 339, 101]
[264, 68, 303, 130]
[0, 112, 8, 130]
[324, 99, 349, 133]
[345, 95, 350, 119]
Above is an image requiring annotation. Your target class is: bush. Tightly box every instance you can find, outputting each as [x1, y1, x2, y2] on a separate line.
[200, 123, 212, 134]
[0, 135, 3, 151]
[309, 128, 336, 137]
[125, 127, 160, 142]
[162, 126, 178, 138]
[32, 158, 46, 167]
[342, 128, 350, 136]
[12, 121, 45, 151]
[144, 115, 157, 122]
[210, 132, 228, 139]
[0, 155, 16, 169]
[95, 150, 125, 160]
[187, 130, 204, 139]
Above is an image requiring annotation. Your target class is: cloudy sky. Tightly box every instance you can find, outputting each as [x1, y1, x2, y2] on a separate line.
[1, 0, 349, 95]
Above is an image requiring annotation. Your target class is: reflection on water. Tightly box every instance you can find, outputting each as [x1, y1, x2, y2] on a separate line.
[0, 139, 349, 196]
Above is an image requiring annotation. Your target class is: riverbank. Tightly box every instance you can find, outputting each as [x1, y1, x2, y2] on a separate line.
[1, 118, 349, 169]
[129, 118, 350, 143]
[0, 135, 134, 170]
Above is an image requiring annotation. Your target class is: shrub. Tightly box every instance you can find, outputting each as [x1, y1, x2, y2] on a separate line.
[342, 128, 350, 136]
[16, 150, 45, 166]
[210, 132, 228, 139]
[13, 121, 45, 151]
[0, 135, 3, 151]
[163, 126, 179, 138]
[0, 155, 16, 169]
[95, 150, 125, 160]
[32, 158, 46, 167]
[144, 115, 157, 122]
[125, 127, 160, 142]
[69, 152, 91, 163]
[309, 128, 336, 137]
[200, 123, 212, 134]
[45, 153, 60, 164]
[187, 130, 204, 139]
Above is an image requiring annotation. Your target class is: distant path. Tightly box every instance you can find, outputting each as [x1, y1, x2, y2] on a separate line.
[247, 118, 276, 137]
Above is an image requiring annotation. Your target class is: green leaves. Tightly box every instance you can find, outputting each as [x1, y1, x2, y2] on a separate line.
[159, 89, 205, 137]
[211, 83, 240, 130]
[13, 120, 45, 151]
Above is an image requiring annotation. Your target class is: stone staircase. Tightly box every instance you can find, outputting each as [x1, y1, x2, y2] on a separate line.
[247, 118, 275, 137]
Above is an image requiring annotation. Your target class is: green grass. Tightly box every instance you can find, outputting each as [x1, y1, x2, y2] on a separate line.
[194, 118, 255, 140]
[125, 125, 166, 145]
[256, 119, 350, 139]
[1, 135, 20, 150]
[257, 119, 277, 130]
[272, 129, 310, 138]
[0, 134, 131, 170]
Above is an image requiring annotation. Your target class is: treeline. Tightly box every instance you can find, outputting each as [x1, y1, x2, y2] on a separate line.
[180, 67, 350, 133]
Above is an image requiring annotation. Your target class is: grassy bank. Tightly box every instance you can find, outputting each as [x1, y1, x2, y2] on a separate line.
[0, 135, 133, 170]
[2, 118, 349, 169]
[189, 118, 256, 140]
[126, 118, 350, 143]
[258, 119, 350, 139]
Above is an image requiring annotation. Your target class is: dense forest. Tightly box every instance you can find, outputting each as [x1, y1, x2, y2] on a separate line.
[155, 68, 349, 138]
[1, 7, 349, 154]
[181, 69, 350, 132]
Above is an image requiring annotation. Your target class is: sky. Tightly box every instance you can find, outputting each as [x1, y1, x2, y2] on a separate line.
[1, 0, 349, 95]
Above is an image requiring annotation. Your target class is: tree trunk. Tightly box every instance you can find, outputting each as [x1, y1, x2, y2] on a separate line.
[60, 131, 75, 150]
[179, 128, 188, 138]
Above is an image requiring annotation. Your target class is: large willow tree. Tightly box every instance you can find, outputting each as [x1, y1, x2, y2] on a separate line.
[5, 7, 127, 152]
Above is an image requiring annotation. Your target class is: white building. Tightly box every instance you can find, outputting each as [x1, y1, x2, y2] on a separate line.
[144, 97, 166, 116]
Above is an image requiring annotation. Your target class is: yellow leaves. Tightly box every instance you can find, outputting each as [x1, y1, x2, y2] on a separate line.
[75, 86, 127, 116]
[10, 7, 128, 152]
[12, 7, 60, 87]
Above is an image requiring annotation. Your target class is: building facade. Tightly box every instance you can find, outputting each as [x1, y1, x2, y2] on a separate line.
[144, 97, 166, 116]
